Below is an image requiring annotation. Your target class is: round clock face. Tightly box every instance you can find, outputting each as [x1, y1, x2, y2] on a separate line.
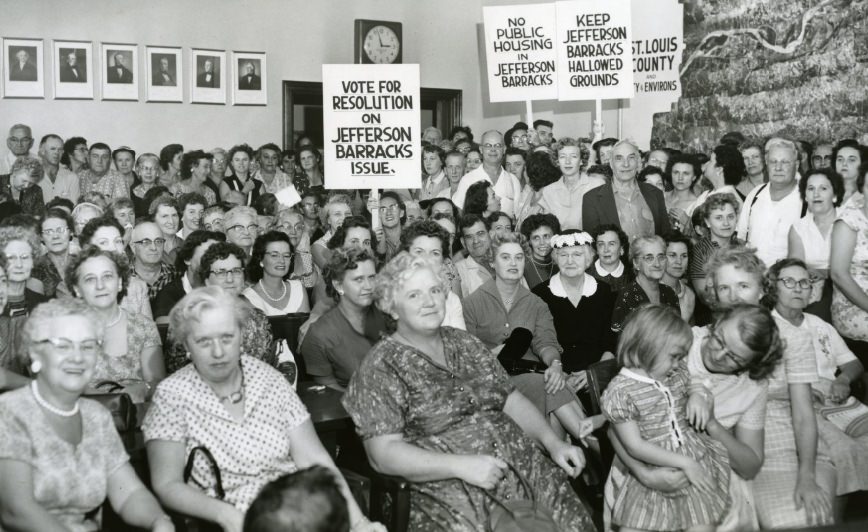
[363, 25, 400, 64]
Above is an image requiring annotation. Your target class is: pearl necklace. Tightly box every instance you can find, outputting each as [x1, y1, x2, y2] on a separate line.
[104, 308, 123, 328]
[258, 279, 287, 302]
[31, 381, 80, 417]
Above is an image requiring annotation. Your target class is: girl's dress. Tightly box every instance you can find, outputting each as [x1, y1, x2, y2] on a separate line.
[602, 364, 731, 530]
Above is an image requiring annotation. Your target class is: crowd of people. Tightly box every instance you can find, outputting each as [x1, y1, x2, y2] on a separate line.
[0, 118, 867, 532]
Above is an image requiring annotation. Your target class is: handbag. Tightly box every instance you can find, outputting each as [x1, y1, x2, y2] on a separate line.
[463, 461, 558, 532]
[83, 380, 137, 433]
[179, 446, 225, 532]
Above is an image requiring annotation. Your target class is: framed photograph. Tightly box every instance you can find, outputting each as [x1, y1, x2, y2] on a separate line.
[101, 42, 138, 101]
[232, 51, 266, 105]
[3, 37, 44, 98]
[146, 45, 182, 102]
[190, 48, 225, 104]
[53, 40, 92, 99]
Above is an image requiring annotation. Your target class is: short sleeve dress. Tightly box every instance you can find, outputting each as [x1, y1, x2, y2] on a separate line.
[601, 364, 731, 530]
[143, 356, 309, 510]
[342, 327, 594, 532]
[831, 199, 868, 342]
[92, 312, 161, 384]
[0, 387, 129, 532]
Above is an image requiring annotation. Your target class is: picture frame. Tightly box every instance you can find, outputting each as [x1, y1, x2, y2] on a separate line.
[101, 42, 138, 101]
[53, 40, 93, 99]
[3, 37, 44, 98]
[190, 48, 226, 104]
[232, 50, 266, 105]
[146, 45, 182, 103]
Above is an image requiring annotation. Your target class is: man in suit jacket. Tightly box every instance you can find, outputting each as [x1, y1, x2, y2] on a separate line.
[152, 57, 175, 86]
[196, 59, 217, 88]
[107, 53, 133, 84]
[238, 62, 261, 90]
[9, 49, 37, 82]
[59, 51, 85, 83]
[582, 139, 671, 241]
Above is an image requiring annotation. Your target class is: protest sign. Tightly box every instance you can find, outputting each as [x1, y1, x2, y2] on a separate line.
[322, 64, 421, 190]
[483, 3, 558, 102]
[555, 0, 634, 101]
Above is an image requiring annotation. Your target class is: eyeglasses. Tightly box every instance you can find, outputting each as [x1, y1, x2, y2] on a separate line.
[641, 253, 667, 264]
[132, 238, 166, 248]
[706, 328, 749, 369]
[264, 251, 292, 261]
[42, 227, 69, 236]
[778, 277, 812, 290]
[278, 222, 304, 233]
[512, 135, 529, 142]
[34, 337, 102, 355]
[482, 143, 504, 150]
[210, 267, 244, 280]
[226, 223, 259, 234]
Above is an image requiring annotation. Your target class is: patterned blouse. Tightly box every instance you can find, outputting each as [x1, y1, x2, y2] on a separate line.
[91, 311, 161, 384]
[31, 253, 66, 298]
[169, 180, 217, 206]
[611, 279, 681, 332]
[143, 356, 310, 510]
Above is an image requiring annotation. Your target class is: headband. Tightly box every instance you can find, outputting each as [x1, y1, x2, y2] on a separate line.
[551, 232, 593, 249]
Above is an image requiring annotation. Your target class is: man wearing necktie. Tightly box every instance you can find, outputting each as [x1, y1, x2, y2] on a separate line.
[9, 49, 37, 82]
[196, 58, 217, 88]
[59, 51, 85, 83]
[238, 61, 261, 90]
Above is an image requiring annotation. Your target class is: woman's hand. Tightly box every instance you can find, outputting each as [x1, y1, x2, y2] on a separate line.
[668, 207, 690, 232]
[216, 504, 245, 532]
[794, 475, 832, 526]
[241, 179, 256, 194]
[457, 455, 507, 490]
[366, 194, 379, 214]
[828, 378, 851, 404]
[547, 441, 585, 478]
[681, 460, 715, 494]
[566, 371, 587, 393]
[543, 364, 566, 394]
[638, 467, 689, 492]
[686, 392, 712, 431]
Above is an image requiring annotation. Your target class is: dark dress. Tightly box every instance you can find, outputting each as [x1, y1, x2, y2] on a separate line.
[223, 174, 263, 206]
[533, 274, 617, 372]
[0, 175, 45, 217]
[30, 254, 65, 298]
[3, 289, 48, 318]
[610, 279, 681, 332]
[342, 327, 594, 531]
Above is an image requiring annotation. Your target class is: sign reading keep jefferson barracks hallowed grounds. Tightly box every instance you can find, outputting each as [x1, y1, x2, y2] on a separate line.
[322, 64, 421, 190]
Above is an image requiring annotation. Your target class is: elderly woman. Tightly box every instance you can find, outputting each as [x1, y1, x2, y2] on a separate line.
[0, 225, 48, 317]
[789, 168, 844, 321]
[295, 145, 324, 197]
[311, 193, 352, 270]
[300, 248, 384, 391]
[132, 153, 161, 218]
[588, 224, 632, 293]
[31, 208, 75, 298]
[343, 252, 594, 530]
[704, 247, 835, 528]
[767, 258, 868, 501]
[275, 209, 320, 293]
[158, 143, 184, 188]
[0, 255, 30, 390]
[610, 235, 680, 332]
[170, 150, 217, 206]
[164, 242, 277, 375]
[463, 232, 595, 442]
[206, 148, 227, 199]
[222, 205, 259, 257]
[220, 144, 262, 206]
[149, 196, 182, 263]
[830, 162, 868, 394]
[144, 287, 379, 532]
[0, 158, 45, 216]
[243, 231, 310, 316]
[66, 246, 164, 403]
[0, 298, 173, 532]
[533, 230, 616, 376]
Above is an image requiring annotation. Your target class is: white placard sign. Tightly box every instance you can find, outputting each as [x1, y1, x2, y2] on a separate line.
[555, 0, 634, 101]
[483, 3, 558, 102]
[322, 64, 421, 190]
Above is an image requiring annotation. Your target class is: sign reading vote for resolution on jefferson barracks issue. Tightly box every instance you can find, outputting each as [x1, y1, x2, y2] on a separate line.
[322, 64, 421, 190]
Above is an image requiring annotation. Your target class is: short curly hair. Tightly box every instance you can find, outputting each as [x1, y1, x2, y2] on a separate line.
[180, 150, 213, 180]
[247, 230, 293, 282]
[490, 231, 529, 258]
[400, 219, 451, 258]
[374, 251, 451, 318]
[519, 213, 560, 241]
[525, 151, 561, 192]
[18, 297, 105, 366]
[78, 215, 125, 248]
[763, 257, 808, 308]
[323, 247, 377, 303]
[159, 143, 184, 171]
[168, 286, 249, 347]
[709, 303, 784, 380]
[700, 193, 741, 223]
[0, 225, 41, 261]
[40, 208, 75, 236]
[65, 246, 130, 303]
[463, 181, 492, 216]
[704, 246, 766, 308]
[799, 167, 845, 208]
[327, 216, 377, 252]
[198, 242, 248, 285]
[227, 143, 255, 173]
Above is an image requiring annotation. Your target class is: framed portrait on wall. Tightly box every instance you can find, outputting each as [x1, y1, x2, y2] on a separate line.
[146, 45, 182, 102]
[191, 48, 225, 104]
[101, 42, 138, 101]
[3, 37, 44, 98]
[231, 51, 266, 105]
[53, 40, 93, 99]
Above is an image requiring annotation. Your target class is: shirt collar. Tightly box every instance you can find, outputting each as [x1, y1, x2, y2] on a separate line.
[182, 273, 193, 294]
[595, 259, 624, 278]
[548, 272, 597, 298]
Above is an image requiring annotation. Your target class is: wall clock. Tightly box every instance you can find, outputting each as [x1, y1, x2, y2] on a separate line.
[354, 19, 403, 64]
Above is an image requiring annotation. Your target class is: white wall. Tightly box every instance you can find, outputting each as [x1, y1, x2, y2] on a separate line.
[1, 0, 619, 153]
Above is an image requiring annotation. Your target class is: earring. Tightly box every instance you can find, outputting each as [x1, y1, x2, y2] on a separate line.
[186, 351, 192, 359]
[30, 360, 42, 374]
[337, 289, 344, 295]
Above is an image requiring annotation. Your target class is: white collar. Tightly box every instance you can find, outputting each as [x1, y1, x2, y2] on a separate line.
[548, 272, 597, 298]
[182, 273, 194, 294]
[595, 259, 624, 278]
[620, 367, 660, 384]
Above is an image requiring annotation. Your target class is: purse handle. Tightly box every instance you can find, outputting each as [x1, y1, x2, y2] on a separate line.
[184, 446, 226, 500]
[93, 380, 125, 393]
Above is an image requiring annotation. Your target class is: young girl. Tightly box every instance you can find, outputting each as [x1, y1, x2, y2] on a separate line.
[602, 305, 731, 531]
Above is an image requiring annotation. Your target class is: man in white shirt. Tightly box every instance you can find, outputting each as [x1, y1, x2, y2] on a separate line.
[737, 137, 803, 266]
[2, 124, 34, 175]
[451, 130, 522, 218]
[37, 134, 80, 202]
